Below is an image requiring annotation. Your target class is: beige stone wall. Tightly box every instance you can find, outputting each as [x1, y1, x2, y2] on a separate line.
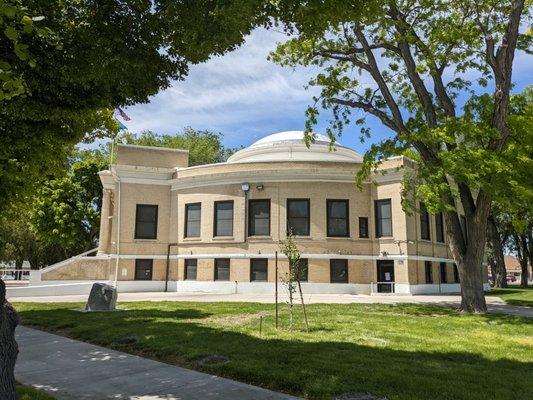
[113, 183, 172, 256]
[42, 258, 110, 281]
[89, 152, 471, 287]
[117, 144, 188, 168]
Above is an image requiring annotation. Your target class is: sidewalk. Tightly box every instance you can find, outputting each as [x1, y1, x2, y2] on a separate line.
[16, 326, 299, 400]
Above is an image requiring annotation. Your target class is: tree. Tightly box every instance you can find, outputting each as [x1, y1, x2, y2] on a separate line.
[0, 278, 19, 400]
[29, 150, 108, 261]
[489, 87, 533, 287]
[0, 150, 107, 268]
[119, 128, 237, 166]
[0, 0, 267, 212]
[270, 0, 531, 312]
[279, 231, 309, 331]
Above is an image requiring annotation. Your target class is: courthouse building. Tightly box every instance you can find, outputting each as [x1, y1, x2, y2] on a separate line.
[40, 131, 475, 294]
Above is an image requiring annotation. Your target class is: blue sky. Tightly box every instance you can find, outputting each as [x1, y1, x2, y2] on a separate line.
[118, 28, 532, 153]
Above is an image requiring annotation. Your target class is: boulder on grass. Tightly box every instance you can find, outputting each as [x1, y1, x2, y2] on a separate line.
[85, 283, 117, 311]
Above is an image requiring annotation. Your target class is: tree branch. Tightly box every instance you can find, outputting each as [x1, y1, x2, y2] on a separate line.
[387, 5, 439, 128]
[489, 0, 525, 152]
[330, 98, 398, 132]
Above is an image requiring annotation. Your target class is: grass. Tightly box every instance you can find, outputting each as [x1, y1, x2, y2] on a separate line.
[489, 286, 533, 307]
[17, 383, 55, 400]
[14, 301, 533, 400]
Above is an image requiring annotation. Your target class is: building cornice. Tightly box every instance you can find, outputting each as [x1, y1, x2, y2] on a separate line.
[113, 164, 174, 186]
[170, 168, 359, 190]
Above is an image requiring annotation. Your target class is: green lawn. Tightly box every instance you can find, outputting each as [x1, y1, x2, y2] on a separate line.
[489, 286, 533, 307]
[17, 383, 55, 400]
[14, 301, 533, 400]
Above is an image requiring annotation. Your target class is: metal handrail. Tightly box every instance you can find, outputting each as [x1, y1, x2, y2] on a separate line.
[1, 268, 30, 280]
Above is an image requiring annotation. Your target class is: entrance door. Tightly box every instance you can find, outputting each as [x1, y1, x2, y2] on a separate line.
[377, 260, 395, 293]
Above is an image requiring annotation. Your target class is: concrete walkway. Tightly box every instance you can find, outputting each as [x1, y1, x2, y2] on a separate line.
[16, 326, 299, 400]
[10, 292, 533, 318]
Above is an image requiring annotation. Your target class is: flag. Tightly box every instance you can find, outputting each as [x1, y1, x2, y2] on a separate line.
[116, 107, 131, 121]
[117, 120, 128, 130]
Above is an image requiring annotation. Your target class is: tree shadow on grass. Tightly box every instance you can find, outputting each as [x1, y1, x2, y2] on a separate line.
[16, 304, 533, 400]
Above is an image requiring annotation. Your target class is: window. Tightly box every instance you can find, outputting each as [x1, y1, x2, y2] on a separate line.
[287, 199, 310, 236]
[420, 202, 431, 240]
[185, 203, 201, 238]
[249, 199, 270, 236]
[375, 199, 392, 237]
[214, 201, 233, 237]
[330, 259, 348, 283]
[297, 258, 308, 282]
[425, 261, 433, 284]
[214, 258, 230, 281]
[250, 258, 268, 281]
[359, 217, 369, 238]
[440, 262, 447, 283]
[184, 259, 197, 280]
[135, 204, 158, 239]
[453, 264, 460, 283]
[435, 212, 445, 243]
[327, 200, 349, 237]
[135, 259, 153, 280]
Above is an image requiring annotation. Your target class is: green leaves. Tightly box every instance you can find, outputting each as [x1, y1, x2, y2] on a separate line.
[119, 128, 236, 166]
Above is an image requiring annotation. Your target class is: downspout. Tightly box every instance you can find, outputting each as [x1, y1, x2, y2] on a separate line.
[243, 190, 249, 243]
[113, 176, 121, 288]
[165, 243, 178, 292]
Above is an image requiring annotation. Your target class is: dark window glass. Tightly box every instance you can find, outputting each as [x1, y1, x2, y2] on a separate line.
[249, 200, 270, 236]
[359, 217, 369, 238]
[327, 200, 349, 237]
[185, 203, 201, 238]
[435, 212, 445, 243]
[250, 258, 268, 281]
[135, 259, 153, 280]
[287, 199, 310, 236]
[425, 261, 433, 284]
[420, 203, 431, 240]
[135, 205, 158, 239]
[453, 264, 460, 283]
[330, 259, 348, 283]
[460, 215, 468, 244]
[214, 201, 233, 237]
[297, 258, 308, 282]
[375, 199, 392, 237]
[214, 258, 230, 281]
[185, 259, 197, 280]
[440, 262, 447, 283]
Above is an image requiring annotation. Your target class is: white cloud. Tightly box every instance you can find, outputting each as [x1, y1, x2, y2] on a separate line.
[123, 28, 319, 148]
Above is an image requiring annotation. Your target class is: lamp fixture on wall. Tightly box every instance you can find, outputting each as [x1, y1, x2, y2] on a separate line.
[241, 182, 250, 192]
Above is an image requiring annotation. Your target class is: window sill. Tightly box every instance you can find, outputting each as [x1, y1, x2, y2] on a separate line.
[326, 236, 351, 240]
[182, 237, 202, 242]
[419, 239, 433, 243]
[212, 236, 235, 241]
[247, 236, 272, 241]
[133, 239, 158, 242]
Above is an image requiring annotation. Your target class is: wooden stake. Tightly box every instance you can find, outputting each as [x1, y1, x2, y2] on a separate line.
[275, 251, 279, 329]
[297, 280, 309, 332]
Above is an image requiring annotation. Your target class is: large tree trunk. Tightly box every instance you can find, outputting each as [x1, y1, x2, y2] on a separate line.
[516, 234, 530, 288]
[0, 279, 19, 400]
[487, 217, 507, 288]
[444, 191, 489, 313]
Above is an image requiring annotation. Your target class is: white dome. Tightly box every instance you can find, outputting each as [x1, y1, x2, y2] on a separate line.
[250, 131, 333, 147]
[227, 130, 362, 164]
